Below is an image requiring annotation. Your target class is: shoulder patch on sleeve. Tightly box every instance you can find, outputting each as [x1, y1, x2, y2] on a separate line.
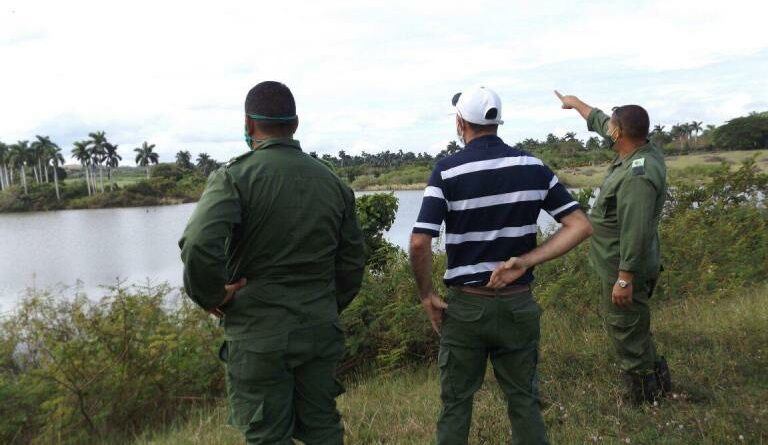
[631, 157, 646, 176]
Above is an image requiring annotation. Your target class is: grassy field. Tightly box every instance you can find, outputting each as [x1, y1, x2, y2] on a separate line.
[133, 284, 768, 445]
[558, 150, 768, 188]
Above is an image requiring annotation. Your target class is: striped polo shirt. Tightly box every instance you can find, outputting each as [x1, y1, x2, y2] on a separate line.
[413, 135, 580, 287]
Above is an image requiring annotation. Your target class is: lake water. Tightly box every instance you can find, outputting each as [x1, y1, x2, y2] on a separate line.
[0, 190, 558, 312]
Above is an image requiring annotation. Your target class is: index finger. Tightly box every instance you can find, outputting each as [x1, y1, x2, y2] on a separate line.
[554, 90, 564, 100]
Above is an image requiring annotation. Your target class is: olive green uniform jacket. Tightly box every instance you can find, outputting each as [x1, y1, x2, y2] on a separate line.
[586, 109, 667, 282]
[178, 138, 366, 341]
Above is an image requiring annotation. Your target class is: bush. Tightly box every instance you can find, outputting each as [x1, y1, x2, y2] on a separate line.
[0, 284, 222, 444]
[355, 193, 399, 270]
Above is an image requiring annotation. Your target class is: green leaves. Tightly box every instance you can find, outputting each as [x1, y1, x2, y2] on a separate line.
[713, 112, 768, 150]
[356, 193, 399, 271]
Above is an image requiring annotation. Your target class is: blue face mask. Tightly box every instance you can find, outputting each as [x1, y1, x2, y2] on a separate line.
[244, 131, 253, 150]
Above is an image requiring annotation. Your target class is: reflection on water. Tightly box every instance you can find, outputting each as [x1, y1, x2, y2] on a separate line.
[0, 190, 560, 311]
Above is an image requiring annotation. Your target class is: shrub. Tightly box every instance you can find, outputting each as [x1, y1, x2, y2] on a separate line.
[355, 193, 399, 270]
[0, 284, 222, 444]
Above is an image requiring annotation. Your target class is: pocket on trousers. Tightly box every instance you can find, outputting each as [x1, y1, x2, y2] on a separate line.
[501, 306, 541, 349]
[218, 341, 228, 363]
[437, 348, 457, 400]
[607, 313, 640, 341]
[446, 299, 485, 322]
[229, 393, 264, 430]
[227, 336, 289, 386]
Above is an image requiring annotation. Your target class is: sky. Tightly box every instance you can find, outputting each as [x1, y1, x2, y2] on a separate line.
[1, 0, 767, 165]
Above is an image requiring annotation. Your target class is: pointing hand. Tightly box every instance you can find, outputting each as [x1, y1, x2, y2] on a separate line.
[555, 90, 580, 110]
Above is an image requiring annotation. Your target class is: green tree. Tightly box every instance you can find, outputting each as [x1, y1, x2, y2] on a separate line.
[134, 141, 159, 178]
[713, 112, 768, 150]
[47, 145, 66, 200]
[355, 193, 399, 270]
[88, 131, 108, 193]
[104, 142, 122, 183]
[9, 141, 30, 195]
[650, 124, 672, 147]
[0, 141, 9, 190]
[175, 150, 194, 170]
[72, 140, 93, 196]
[585, 136, 601, 151]
[690, 121, 703, 146]
[31, 135, 61, 184]
[195, 152, 218, 176]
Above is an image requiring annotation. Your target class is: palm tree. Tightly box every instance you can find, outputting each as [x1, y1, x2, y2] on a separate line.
[9, 141, 30, 195]
[72, 140, 93, 196]
[32, 135, 60, 184]
[88, 132, 108, 193]
[0, 142, 8, 190]
[103, 142, 121, 183]
[176, 150, 193, 170]
[195, 152, 215, 176]
[134, 141, 159, 178]
[690, 121, 703, 146]
[48, 146, 65, 201]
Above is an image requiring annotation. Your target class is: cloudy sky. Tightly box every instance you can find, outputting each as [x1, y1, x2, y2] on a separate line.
[1, 0, 767, 164]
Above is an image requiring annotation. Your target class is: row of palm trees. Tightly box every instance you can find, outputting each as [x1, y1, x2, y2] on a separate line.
[177, 150, 220, 176]
[651, 121, 715, 150]
[0, 137, 66, 199]
[0, 133, 161, 200]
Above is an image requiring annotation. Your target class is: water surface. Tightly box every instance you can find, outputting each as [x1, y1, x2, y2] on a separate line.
[0, 190, 558, 311]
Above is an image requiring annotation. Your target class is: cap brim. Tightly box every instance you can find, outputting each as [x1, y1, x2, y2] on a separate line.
[451, 92, 462, 106]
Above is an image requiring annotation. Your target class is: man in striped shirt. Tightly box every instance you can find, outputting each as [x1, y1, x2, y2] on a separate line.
[410, 86, 592, 445]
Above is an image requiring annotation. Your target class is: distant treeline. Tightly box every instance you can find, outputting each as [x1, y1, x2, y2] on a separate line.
[1, 110, 766, 208]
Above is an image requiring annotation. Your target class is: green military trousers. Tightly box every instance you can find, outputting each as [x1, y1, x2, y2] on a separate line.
[219, 322, 346, 445]
[437, 288, 549, 445]
[600, 277, 658, 375]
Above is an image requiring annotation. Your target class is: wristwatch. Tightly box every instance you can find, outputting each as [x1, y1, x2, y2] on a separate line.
[617, 279, 631, 288]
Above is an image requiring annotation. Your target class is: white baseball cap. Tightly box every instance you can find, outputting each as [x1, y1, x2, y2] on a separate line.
[451, 86, 504, 125]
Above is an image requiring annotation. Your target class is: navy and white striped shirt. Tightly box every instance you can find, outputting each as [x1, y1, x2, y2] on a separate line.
[413, 135, 580, 287]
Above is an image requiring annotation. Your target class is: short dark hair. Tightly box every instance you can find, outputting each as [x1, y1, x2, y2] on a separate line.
[245, 81, 297, 137]
[611, 105, 649, 140]
[466, 122, 498, 134]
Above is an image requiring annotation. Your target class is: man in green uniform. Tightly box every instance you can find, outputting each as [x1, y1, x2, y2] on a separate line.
[556, 90, 672, 404]
[179, 81, 366, 444]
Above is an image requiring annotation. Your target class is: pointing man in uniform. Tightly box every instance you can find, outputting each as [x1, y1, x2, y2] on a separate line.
[410, 86, 593, 445]
[179, 81, 366, 444]
[555, 90, 672, 404]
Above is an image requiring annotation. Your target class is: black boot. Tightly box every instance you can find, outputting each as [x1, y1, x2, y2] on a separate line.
[655, 356, 672, 396]
[622, 372, 662, 405]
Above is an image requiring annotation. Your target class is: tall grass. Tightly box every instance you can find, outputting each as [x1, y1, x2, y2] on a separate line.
[135, 284, 768, 444]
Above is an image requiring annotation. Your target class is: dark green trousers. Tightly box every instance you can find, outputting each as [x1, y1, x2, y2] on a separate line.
[219, 322, 346, 444]
[600, 277, 658, 375]
[437, 288, 549, 445]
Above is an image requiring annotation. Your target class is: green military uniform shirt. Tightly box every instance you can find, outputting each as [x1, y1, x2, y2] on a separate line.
[179, 138, 365, 341]
[586, 109, 667, 281]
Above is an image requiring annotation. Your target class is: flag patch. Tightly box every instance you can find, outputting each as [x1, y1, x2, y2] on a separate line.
[631, 158, 645, 175]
